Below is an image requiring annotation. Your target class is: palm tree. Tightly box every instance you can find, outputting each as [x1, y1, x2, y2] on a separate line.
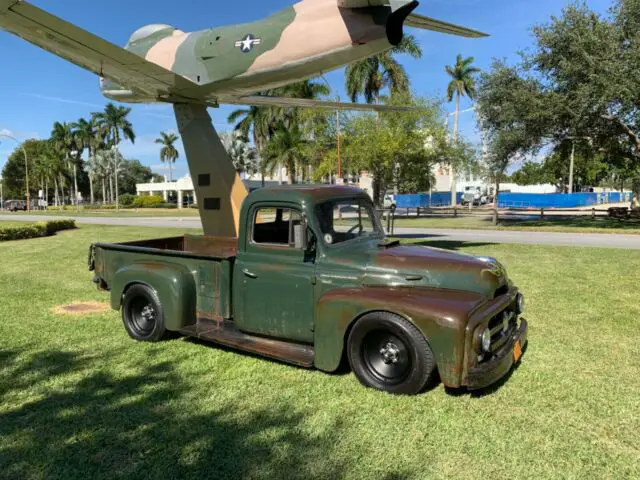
[50, 121, 78, 207]
[72, 117, 102, 204]
[154, 131, 180, 182]
[445, 54, 480, 204]
[263, 122, 308, 184]
[346, 36, 422, 104]
[222, 131, 259, 177]
[228, 104, 273, 154]
[92, 103, 135, 209]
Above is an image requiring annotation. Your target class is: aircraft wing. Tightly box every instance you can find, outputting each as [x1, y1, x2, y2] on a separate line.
[0, 0, 199, 101]
[337, 0, 488, 38]
[404, 13, 488, 38]
[216, 95, 421, 112]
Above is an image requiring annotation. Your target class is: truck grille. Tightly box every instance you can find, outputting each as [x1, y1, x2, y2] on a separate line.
[487, 307, 518, 354]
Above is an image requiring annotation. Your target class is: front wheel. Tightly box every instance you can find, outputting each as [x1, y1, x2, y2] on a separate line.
[122, 284, 170, 342]
[347, 312, 438, 395]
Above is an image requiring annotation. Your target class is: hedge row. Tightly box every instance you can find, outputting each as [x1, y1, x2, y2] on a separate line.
[0, 220, 77, 242]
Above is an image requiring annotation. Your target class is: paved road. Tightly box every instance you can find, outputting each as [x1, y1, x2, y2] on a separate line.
[2, 214, 639, 249]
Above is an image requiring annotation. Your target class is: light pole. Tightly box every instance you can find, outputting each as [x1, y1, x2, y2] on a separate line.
[0, 134, 29, 211]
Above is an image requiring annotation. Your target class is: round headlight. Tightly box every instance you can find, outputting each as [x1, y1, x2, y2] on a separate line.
[516, 293, 525, 314]
[481, 328, 492, 353]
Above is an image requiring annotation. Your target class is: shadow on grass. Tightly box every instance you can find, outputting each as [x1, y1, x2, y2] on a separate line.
[0, 347, 345, 480]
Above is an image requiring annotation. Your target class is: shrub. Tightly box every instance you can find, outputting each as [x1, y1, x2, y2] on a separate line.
[119, 194, 136, 207]
[0, 223, 47, 241]
[132, 195, 164, 208]
[0, 220, 77, 242]
[44, 219, 77, 235]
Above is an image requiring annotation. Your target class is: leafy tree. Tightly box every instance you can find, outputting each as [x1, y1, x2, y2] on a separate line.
[0, 139, 48, 200]
[346, 36, 422, 104]
[510, 161, 553, 186]
[445, 54, 480, 203]
[118, 159, 160, 195]
[154, 131, 180, 182]
[475, 0, 640, 205]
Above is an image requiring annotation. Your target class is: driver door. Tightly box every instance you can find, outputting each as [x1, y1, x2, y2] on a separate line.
[235, 204, 316, 343]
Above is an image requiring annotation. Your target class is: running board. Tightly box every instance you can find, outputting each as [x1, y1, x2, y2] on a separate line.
[180, 319, 315, 367]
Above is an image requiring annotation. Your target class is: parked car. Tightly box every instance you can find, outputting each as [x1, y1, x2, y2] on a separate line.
[3, 200, 27, 212]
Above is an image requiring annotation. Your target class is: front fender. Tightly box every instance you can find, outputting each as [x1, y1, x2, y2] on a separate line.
[314, 286, 486, 387]
[110, 261, 197, 331]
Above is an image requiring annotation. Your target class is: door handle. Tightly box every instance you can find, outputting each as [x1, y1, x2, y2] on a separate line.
[242, 268, 258, 279]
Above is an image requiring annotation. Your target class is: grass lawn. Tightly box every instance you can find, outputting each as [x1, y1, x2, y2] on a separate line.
[0, 226, 638, 479]
[393, 214, 640, 234]
[9, 208, 200, 217]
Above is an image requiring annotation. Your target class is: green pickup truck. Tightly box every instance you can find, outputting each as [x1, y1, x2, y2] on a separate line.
[88, 185, 527, 395]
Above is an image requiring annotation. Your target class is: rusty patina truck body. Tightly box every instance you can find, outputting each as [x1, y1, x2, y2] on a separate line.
[89, 185, 527, 394]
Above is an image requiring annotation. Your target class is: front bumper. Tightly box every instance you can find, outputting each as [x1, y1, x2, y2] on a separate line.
[465, 318, 528, 390]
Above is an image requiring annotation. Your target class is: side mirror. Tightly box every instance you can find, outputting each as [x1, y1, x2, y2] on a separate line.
[293, 222, 308, 250]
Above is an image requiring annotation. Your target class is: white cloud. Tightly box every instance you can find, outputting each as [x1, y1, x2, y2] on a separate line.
[0, 129, 15, 137]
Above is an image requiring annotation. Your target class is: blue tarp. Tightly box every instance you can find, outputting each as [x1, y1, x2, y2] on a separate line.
[396, 192, 463, 208]
[395, 191, 631, 209]
[497, 192, 632, 209]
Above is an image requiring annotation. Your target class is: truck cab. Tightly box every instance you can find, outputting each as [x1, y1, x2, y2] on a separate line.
[90, 185, 527, 395]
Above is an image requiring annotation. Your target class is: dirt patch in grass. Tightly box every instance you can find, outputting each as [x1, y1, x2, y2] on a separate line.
[52, 301, 111, 316]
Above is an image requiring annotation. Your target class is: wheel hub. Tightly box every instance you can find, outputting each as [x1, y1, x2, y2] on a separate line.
[141, 305, 155, 322]
[379, 342, 401, 365]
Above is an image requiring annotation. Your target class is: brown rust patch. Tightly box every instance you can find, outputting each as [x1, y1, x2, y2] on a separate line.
[52, 301, 111, 316]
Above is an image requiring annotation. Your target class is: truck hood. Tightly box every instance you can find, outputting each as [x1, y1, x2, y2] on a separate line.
[358, 241, 509, 298]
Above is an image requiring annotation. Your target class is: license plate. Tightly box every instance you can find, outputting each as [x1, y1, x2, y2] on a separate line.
[513, 340, 522, 362]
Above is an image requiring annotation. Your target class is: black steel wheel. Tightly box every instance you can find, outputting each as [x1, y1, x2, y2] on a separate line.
[347, 312, 438, 395]
[122, 284, 169, 342]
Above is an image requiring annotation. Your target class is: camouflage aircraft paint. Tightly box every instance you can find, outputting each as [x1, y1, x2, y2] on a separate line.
[0, 0, 487, 237]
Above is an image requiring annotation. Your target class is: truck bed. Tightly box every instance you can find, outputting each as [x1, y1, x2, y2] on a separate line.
[91, 234, 238, 322]
[101, 234, 238, 259]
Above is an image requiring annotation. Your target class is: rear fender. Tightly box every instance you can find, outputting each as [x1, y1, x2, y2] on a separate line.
[314, 286, 486, 387]
[110, 261, 197, 331]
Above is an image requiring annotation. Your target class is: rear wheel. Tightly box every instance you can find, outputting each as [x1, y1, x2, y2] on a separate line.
[347, 312, 438, 395]
[122, 284, 170, 342]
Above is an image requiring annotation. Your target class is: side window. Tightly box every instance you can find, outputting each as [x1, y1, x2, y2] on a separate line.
[252, 207, 302, 246]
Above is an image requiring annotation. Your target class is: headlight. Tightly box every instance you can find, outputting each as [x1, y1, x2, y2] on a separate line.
[481, 328, 492, 353]
[516, 293, 525, 314]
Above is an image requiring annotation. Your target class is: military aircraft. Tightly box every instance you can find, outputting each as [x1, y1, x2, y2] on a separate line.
[0, 0, 487, 236]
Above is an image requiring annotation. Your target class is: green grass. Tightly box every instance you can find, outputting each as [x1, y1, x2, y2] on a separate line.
[393, 214, 640, 234]
[0, 226, 638, 479]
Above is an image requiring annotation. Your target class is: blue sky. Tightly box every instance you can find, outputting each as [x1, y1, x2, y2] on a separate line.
[0, 0, 612, 179]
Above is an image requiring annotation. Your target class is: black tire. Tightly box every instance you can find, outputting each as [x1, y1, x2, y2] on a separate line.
[347, 312, 438, 395]
[121, 284, 169, 342]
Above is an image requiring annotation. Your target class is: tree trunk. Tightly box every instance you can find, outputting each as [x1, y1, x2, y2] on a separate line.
[109, 175, 114, 205]
[632, 175, 640, 209]
[451, 93, 460, 207]
[114, 148, 120, 212]
[102, 178, 107, 204]
[89, 174, 94, 205]
[493, 179, 500, 226]
[168, 161, 173, 183]
[54, 178, 58, 207]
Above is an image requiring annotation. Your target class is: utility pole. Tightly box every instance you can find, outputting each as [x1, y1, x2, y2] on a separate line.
[336, 95, 342, 182]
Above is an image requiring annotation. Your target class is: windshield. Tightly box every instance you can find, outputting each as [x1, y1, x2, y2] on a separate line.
[314, 198, 384, 246]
